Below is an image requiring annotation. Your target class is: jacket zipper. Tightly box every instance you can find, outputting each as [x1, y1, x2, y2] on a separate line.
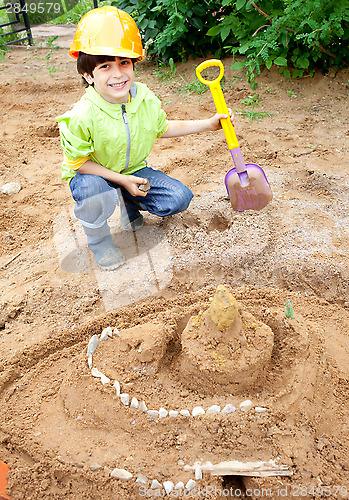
[121, 104, 131, 173]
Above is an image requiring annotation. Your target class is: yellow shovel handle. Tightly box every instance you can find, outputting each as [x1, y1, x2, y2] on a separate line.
[196, 59, 239, 150]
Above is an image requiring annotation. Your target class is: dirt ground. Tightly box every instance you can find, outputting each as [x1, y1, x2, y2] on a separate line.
[0, 27, 348, 499]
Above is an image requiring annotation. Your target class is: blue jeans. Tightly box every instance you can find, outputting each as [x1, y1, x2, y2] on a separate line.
[69, 167, 194, 228]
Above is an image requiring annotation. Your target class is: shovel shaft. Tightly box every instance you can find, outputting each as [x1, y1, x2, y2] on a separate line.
[196, 59, 240, 151]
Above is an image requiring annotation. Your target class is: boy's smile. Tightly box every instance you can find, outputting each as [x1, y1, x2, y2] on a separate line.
[86, 57, 135, 104]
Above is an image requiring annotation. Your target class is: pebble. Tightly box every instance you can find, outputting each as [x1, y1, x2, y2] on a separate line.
[151, 479, 162, 489]
[113, 380, 120, 396]
[100, 327, 112, 341]
[110, 468, 133, 480]
[139, 401, 148, 412]
[136, 474, 148, 484]
[179, 409, 190, 417]
[90, 464, 102, 471]
[87, 354, 93, 369]
[147, 410, 159, 417]
[169, 410, 178, 417]
[186, 479, 196, 491]
[0, 182, 21, 195]
[175, 481, 185, 490]
[163, 481, 174, 494]
[120, 393, 130, 405]
[240, 400, 253, 412]
[255, 406, 268, 414]
[100, 374, 110, 385]
[206, 405, 220, 414]
[113, 327, 120, 337]
[91, 367, 103, 378]
[221, 404, 236, 414]
[130, 397, 139, 409]
[192, 406, 205, 417]
[87, 335, 99, 355]
[195, 467, 202, 480]
[159, 407, 168, 418]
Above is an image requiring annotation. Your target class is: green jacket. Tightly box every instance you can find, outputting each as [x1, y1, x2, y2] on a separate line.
[56, 83, 168, 182]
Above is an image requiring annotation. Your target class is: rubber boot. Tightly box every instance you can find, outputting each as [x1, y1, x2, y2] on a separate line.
[120, 202, 144, 232]
[82, 222, 125, 271]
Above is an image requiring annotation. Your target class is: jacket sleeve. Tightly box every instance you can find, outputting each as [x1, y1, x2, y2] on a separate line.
[157, 107, 168, 138]
[56, 105, 94, 161]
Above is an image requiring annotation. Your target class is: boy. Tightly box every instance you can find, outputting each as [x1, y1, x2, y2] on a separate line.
[57, 6, 231, 271]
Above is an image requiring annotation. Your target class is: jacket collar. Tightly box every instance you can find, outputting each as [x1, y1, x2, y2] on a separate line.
[84, 83, 141, 118]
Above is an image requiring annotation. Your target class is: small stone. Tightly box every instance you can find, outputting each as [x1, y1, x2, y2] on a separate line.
[113, 327, 120, 336]
[90, 464, 102, 471]
[178, 459, 185, 466]
[147, 410, 159, 417]
[221, 404, 236, 414]
[136, 474, 148, 484]
[255, 406, 268, 414]
[139, 401, 147, 412]
[130, 397, 139, 409]
[206, 405, 221, 414]
[91, 367, 103, 378]
[100, 327, 112, 341]
[87, 335, 99, 355]
[240, 400, 253, 412]
[151, 479, 162, 489]
[169, 410, 178, 417]
[138, 179, 150, 192]
[100, 374, 110, 385]
[195, 467, 202, 480]
[175, 481, 185, 490]
[87, 354, 93, 369]
[186, 479, 196, 491]
[192, 406, 205, 417]
[110, 468, 133, 480]
[0, 182, 21, 195]
[113, 380, 120, 396]
[179, 409, 190, 417]
[209, 285, 239, 331]
[120, 393, 130, 406]
[163, 481, 174, 494]
[159, 407, 168, 418]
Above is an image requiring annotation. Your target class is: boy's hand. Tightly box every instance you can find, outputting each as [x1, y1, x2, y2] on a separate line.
[121, 175, 149, 197]
[209, 108, 234, 131]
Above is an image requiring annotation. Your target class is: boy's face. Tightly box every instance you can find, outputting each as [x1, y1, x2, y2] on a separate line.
[85, 57, 135, 104]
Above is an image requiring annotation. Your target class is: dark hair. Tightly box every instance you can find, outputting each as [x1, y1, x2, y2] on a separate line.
[77, 52, 136, 87]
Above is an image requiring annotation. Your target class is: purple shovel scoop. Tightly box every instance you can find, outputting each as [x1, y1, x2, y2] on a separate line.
[196, 59, 273, 212]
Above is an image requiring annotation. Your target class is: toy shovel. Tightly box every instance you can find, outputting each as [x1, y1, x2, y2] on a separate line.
[196, 59, 273, 212]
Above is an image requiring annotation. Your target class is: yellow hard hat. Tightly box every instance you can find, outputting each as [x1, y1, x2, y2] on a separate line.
[69, 6, 145, 61]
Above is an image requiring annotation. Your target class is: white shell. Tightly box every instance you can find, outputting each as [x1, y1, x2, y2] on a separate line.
[192, 406, 205, 417]
[130, 397, 139, 409]
[110, 468, 132, 480]
[159, 407, 168, 418]
[100, 374, 110, 385]
[174, 481, 185, 490]
[179, 409, 190, 417]
[147, 410, 159, 417]
[113, 327, 120, 337]
[120, 393, 130, 405]
[255, 406, 268, 413]
[195, 467, 202, 480]
[240, 399, 253, 412]
[87, 335, 99, 355]
[139, 401, 148, 412]
[186, 479, 196, 491]
[100, 327, 112, 341]
[113, 380, 120, 396]
[221, 404, 236, 414]
[163, 481, 174, 494]
[151, 479, 162, 489]
[91, 367, 103, 378]
[206, 405, 221, 414]
[169, 410, 178, 417]
[136, 474, 148, 484]
[0, 182, 21, 195]
[87, 354, 93, 369]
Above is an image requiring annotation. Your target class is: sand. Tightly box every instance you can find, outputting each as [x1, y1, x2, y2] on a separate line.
[0, 32, 348, 499]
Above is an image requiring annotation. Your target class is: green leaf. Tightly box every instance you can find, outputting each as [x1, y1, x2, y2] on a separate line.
[236, 0, 246, 10]
[274, 56, 288, 66]
[231, 61, 246, 70]
[284, 69, 291, 79]
[266, 60, 273, 69]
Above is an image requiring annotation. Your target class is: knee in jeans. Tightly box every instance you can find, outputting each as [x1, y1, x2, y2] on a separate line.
[170, 188, 193, 214]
